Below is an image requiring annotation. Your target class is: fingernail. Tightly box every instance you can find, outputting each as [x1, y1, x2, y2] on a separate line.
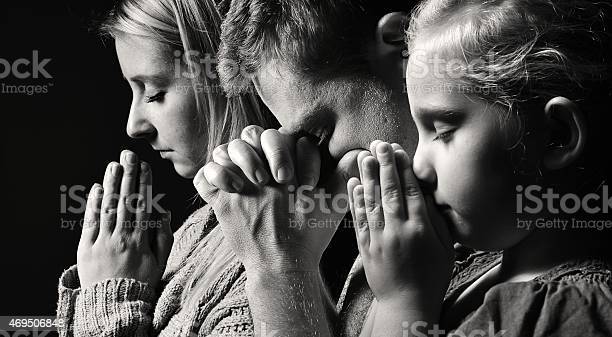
[126, 152, 137, 164]
[277, 166, 292, 182]
[378, 143, 390, 154]
[255, 169, 268, 184]
[303, 176, 316, 190]
[111, 163, 120, 176]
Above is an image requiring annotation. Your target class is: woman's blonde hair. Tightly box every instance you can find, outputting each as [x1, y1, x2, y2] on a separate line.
[101, 0, 269, 163]
[100, 0, 271, 307]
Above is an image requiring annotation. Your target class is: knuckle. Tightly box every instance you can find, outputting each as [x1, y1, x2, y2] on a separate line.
[228, 138, 245, 150]
[365, 199, 382, 215]
[405, 183, 422, 198]
[102, 192, 118, 205]
[383, 197, 403, 214]
[261, 128, 279, 139]
[118, 196, 129, 208]
[204, 164, 223, 181]
[385, 236, 402, 252]
[136, 198, 147, 212]
[385, 187, 402, 200]
[369, 242, 383, 255]
[241, 125, 263, 140]
[267, 148, 289, 165]
[102, 206, 116, 216]
[82, 219, 98, 230]
[112, 238, 130, 252]
[213, 144, 229, 158]
[368, 219, 384, 231]
[123, 164, 138, 176]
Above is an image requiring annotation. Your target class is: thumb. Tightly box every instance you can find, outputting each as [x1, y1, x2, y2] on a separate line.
[326, 149, 361, 200]
[315, 150, 361, 220]
[193, 165, 219, 204]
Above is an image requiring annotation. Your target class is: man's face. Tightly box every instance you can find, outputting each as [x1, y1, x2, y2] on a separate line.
[253, 61, 417, 177]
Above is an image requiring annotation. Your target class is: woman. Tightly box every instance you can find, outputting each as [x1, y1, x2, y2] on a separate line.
[56, 0, 271, 335]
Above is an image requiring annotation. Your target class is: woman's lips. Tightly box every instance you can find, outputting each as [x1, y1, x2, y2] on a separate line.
[156, 150, 172, 158]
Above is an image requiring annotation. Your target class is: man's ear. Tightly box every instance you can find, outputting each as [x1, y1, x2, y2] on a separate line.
[377, 12, 407, 45]
[369, 12, 408, 91]
[542, 97, 587, 170]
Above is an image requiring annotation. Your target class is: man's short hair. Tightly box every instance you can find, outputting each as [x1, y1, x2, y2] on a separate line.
[218, 0, 412, 96]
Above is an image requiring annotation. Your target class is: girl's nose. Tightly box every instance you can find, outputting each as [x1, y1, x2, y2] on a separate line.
[126, 103, 155, 139]
[412, 141, 437, 187]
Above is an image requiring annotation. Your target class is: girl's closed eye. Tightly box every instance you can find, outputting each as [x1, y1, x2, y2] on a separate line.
[145, 91, 166, 103]
[433, 127, 455, 142]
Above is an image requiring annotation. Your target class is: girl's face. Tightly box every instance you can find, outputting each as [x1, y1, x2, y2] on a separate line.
[115, 33, 206, 178]
[406, 54, 529, 251]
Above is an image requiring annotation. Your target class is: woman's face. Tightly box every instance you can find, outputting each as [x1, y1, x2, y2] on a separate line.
[115, 33, 206, 178]
[406, 53, 529, 251]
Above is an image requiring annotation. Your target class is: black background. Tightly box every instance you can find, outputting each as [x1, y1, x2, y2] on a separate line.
[1, 1, 199, 315]
[0, 1, 356, 316]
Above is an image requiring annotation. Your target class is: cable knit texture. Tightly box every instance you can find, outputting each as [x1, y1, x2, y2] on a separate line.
[56, 205, 253, 337]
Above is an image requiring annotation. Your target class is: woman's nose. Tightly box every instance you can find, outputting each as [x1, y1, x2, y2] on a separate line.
[412, 141, 437, 187]
[126, 103, 155, 139]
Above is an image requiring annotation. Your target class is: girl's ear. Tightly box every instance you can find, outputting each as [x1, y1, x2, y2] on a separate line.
[542, 97, 587, 170]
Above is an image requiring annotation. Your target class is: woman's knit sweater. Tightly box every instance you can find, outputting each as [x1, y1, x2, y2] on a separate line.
[56, 205, 253, 337]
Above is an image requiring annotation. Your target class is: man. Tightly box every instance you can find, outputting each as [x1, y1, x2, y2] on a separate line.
[195, 1, 419, 336]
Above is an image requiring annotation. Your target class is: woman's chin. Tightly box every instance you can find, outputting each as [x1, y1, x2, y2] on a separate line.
[171, 161, 199, 179]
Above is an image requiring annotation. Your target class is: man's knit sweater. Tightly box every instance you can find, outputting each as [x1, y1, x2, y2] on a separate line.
[56, 205, 253, 337]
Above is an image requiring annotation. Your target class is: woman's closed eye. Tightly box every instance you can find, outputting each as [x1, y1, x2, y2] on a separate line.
[145, 91, 166, 103]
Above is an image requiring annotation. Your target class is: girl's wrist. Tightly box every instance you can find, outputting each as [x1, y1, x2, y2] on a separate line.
[377, 289, 444, 321]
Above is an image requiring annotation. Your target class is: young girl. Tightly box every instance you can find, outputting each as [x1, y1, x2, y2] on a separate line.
[344, 0, 612, 336]
[56, 0, 273, 336]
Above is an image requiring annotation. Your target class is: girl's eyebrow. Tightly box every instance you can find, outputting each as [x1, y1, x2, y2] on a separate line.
[415, 107, 464, 123]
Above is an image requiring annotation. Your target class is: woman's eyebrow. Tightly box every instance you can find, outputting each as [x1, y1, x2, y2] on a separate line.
[124, 73, 172, 85]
